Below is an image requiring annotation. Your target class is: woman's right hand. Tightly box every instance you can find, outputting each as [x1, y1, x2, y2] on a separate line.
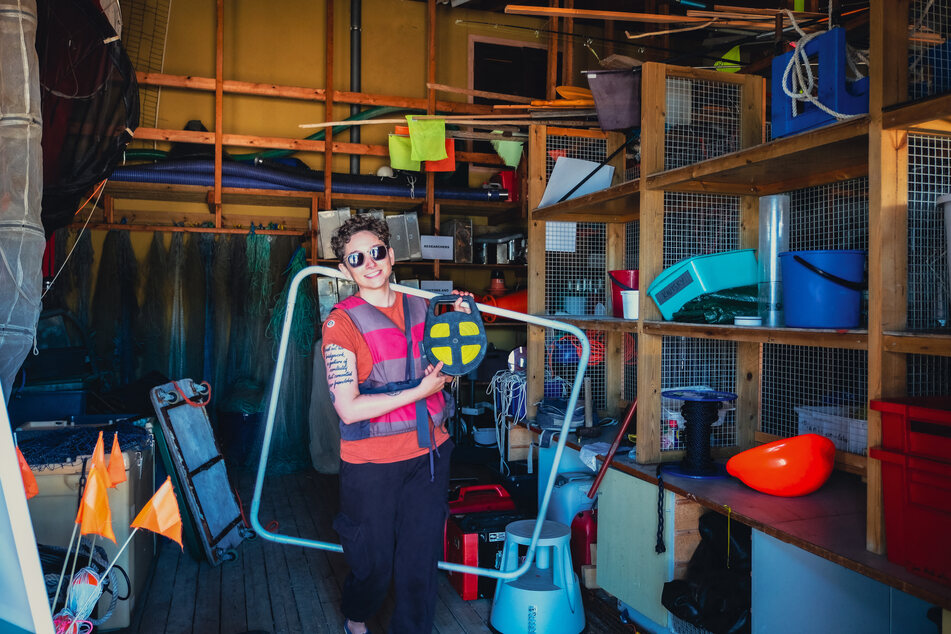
[417, 361, 451, 398]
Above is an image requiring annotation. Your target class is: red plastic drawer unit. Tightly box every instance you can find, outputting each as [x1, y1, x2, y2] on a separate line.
[869, 447, 951, 586]
[449, 484, 516, 515]
[870, 396, 951, 461]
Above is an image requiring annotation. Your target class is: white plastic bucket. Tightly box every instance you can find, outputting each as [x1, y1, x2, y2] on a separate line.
[621, 290, 639, 319]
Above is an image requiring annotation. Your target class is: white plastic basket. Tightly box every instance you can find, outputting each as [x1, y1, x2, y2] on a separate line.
[795, 405, 868, 455]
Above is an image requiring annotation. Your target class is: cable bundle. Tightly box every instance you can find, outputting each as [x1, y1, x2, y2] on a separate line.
[487, 369, 527, 473]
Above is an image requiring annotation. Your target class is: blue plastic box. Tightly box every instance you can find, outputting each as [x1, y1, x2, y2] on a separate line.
[647, 249, 758, 320]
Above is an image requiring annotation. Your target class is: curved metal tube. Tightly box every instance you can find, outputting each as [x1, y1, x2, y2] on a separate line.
[250, 266, 590, 581]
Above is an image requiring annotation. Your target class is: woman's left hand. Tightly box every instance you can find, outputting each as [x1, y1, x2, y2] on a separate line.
[451, 289, 474, 314]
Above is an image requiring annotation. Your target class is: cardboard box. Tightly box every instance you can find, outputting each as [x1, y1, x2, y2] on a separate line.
[317, 208, 351, 259]
[420, 235, 454, 261]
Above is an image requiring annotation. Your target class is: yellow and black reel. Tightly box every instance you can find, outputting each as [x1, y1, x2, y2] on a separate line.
[423, 295, 487, 376]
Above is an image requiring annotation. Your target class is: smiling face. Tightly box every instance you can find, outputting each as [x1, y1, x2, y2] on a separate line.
[339, 229, 395, 292]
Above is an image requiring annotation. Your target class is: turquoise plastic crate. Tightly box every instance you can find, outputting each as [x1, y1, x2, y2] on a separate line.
[647, 249, 757, 320]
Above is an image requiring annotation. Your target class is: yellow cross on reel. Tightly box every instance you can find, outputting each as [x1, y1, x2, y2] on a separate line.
[423, 295, 487, 376]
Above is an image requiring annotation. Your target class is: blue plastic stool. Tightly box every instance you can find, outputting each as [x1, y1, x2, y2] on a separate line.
[490, 519, 585, 634]
[771, 27, 869, 138]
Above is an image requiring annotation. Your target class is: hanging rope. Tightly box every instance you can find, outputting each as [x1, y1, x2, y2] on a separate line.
[780, 6, 868, 122]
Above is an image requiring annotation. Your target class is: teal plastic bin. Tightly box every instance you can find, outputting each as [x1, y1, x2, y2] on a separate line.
[647, 249, 758, 320]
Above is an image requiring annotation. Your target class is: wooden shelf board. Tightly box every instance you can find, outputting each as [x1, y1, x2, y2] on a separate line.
[74, 222, 306, 236]
[644, 117, 870, 195]
[883, 92, 951, 132]
[332, 192, 517, 216]
[106, 181, 319, 207]
[640, 320, 868, 349]
[533, 314, 639, 333]
[523, 424, 951, 610]
[531, 179, 640, 223]
[882, 330, 951, 356]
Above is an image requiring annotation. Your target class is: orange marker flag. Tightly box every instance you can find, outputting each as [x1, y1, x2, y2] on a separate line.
[132, 476, 182, 549]
[75, 465, 116, 543]
[107, 433, 126, 487]
[17, 447, 38, 499]
[90, 431, 112, 487]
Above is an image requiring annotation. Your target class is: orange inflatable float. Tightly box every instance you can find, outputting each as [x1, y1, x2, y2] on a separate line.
[726, 433, 836, 497]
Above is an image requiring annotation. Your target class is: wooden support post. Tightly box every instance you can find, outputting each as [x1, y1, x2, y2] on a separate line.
[867, 0, 910, 556]
[324, 0, 335, 205]
[526, 125, 548, 418]
[547, 0, 559, 101]
[562, 0, 574, 87]
[103, 195, 115, 224]
[735, 73, 766, 451]
[310, 194, 322, 264]
[636, 62, 666, 463]
[425, 0, 437, 228]
[605, 221, 626, 413]
[213, 0, 224, 228]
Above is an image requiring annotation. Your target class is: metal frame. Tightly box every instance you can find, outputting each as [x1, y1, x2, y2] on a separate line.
[251, 266, 590, 581]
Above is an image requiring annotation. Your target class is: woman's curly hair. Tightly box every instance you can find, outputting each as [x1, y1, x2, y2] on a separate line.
[330, 214, 390, 261]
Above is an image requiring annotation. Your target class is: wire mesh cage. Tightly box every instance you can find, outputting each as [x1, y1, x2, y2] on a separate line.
[661, 337, 738, 452]
[665, 77, 742, 171]
[788, 177, 869, 252]
[663, 193, 740, 266]
[543, 328, 608, 411]
[907, 133, 951, 330]
[909, 0, 951, 101]
[907, 353, 951, 396]
[762, 344, 869, 455]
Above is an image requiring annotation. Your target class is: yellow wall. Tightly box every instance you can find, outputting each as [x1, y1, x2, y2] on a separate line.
[141, 0, 562, 175]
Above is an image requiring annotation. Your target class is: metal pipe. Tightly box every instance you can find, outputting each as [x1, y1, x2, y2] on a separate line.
[250, 265, 590, 581]
[349, 0, 361, 174]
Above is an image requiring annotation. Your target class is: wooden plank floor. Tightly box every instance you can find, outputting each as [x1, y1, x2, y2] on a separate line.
[113, 469, 637, 634]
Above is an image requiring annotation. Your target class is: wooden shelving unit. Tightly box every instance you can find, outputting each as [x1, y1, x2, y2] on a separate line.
[526, 3, 951, 582]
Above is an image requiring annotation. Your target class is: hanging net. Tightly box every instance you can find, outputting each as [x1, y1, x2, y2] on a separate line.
[90, 230, 138, 389]
[138, 232, 169, 377]
[36, 0, 138, 235]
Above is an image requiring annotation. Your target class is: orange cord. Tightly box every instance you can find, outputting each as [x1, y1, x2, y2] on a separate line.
[74, 180, 107, 216]
[172, 380, 212, 407]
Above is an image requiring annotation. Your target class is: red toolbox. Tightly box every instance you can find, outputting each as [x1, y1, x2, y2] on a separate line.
[869, 446, 951, 586]
[449, 484, 516, 515]
[445, 510, 529, 601]
[870, 396, 951, 459]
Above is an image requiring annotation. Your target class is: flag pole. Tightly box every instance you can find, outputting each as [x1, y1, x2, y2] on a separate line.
[65, 528, 139, 633]
[51, 522, 78, 612]
[63, 534, 84, 609]
[99, 528, 137, 582]
[87, 534, 97, 567]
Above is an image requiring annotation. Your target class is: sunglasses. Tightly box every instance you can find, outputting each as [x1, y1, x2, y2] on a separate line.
[345, 245, 388, 268]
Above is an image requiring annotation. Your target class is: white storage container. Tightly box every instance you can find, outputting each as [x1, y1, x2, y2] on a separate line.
[795, 405, 867, 455]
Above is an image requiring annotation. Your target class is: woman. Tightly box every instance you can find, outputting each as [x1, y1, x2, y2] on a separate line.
[322, 213, 467, 634]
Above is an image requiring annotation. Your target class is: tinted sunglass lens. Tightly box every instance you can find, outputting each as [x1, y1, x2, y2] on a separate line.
[370, 245, 387, 261]
[347, 252, 365, 267]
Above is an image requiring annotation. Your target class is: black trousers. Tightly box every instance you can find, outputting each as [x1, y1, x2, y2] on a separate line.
[334, 440, 453, 634]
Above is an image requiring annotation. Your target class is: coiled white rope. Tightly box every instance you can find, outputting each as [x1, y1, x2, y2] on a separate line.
[781, 6, 868, 122]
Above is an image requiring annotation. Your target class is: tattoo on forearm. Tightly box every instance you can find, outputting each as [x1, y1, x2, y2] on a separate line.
[325, 344, 355, 389]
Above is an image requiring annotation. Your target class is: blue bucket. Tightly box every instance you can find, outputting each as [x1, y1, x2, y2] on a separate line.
[779, 250, 866, 328]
